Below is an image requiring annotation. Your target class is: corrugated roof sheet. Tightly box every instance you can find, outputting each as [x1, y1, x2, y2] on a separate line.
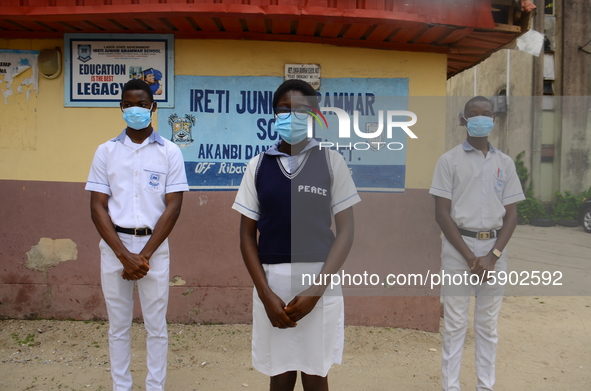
[0, 0, 533, 78]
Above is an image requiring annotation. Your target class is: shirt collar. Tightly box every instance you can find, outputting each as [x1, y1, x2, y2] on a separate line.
[462, 139, 497, 152]
[265, 138, 319, 157]
[111, 129, 165, 146]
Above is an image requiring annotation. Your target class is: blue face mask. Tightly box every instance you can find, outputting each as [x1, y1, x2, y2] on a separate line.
[464, 115, 494, 137]
[122, 105, 153, 130]
[274, 113, 310, 145]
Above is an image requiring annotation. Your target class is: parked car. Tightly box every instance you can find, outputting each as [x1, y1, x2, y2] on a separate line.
[581, 198, 591, 233]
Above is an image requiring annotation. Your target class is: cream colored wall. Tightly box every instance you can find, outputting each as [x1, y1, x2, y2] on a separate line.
[0, 38, 447, 189]
[0, 38, 123, 184]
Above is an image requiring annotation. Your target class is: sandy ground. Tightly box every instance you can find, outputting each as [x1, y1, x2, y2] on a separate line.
[1, 225, 590, 391]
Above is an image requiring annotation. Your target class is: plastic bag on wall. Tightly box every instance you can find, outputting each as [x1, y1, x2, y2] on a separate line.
[515, 29, 545, 57]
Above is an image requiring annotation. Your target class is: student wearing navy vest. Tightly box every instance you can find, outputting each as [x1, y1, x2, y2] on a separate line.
[233, 80, 360, 391]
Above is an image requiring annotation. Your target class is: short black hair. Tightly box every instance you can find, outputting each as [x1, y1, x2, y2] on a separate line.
[121, 79, 154, 102]
[272, 79, 320, 111]
[464, 95, 493, 114]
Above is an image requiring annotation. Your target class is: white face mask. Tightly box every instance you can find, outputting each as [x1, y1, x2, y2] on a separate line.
[463, 115, 494, 137]
[122, 104, 153, 130]
[274, 113, 310, 145]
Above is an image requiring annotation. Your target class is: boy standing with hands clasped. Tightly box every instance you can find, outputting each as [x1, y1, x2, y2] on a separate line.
[86, 79, 188, 391]
[429, 96, 525, 391]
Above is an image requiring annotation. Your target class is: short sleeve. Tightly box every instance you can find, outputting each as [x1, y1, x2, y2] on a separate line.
[429, 153, 453, 200]
[500, 158, 526, 205]
[329, 150, 361, 215]
[85, 145, 111, 195]
[232, 156, 261, 221]
[166, 143, 189, 193]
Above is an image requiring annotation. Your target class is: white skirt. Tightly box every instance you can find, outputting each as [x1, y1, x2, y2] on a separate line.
[252, 262, 344, 377]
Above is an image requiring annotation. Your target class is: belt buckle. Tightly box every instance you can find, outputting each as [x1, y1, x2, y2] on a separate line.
[478, 231, 491, 240]
[134, 228, 142, 236]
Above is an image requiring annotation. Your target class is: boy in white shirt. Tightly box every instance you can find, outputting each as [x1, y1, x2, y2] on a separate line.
[430, 96, 525, 391]
[86, 79, 188, 391]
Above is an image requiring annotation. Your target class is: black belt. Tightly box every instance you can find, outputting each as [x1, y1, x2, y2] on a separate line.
[115, 225, 153, 236]
[459, 228, 499, 240]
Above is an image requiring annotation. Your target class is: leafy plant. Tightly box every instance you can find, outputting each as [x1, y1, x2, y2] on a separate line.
[515, 149, 591, 223]
[514, 151, 547, 223]
[579, 186, 591, 201]
[517, 197, 547, 223]
[514, 151, 530, 195]
[553, 191, 580, 221]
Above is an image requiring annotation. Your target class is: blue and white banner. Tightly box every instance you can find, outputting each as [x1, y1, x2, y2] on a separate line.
[158, 76, 410, 192]
[64, 34, 174, 107]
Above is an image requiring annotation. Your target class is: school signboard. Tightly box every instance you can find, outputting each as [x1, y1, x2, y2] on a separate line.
[158, 76, 410, 192]
[64, 33, 174, 107]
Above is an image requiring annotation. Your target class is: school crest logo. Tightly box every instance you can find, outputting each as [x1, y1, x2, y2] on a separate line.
[149, 173, 161, 189]
[168, 113, 195, 148]
[77, 44, 92, 63]
[365, 122, 385, 151]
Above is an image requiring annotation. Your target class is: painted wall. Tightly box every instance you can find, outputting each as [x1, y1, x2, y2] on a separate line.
[0, 38, 446, 332]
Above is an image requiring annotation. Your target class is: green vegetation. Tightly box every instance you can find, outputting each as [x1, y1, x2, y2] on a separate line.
[515, 151, 547, 223]
[11, 332, 35, 346]
[552, 187, 591, 222]
[553, 191, 580, 221]
[515, 151, 591, 224]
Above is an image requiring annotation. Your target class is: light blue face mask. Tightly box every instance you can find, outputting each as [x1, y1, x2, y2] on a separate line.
[464, 115, 494, 137]
[122, 105, 153, 130]
[274, 113, 310, 145]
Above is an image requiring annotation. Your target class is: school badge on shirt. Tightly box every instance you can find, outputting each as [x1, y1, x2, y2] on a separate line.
[493, 167, 505, 196]
[149, 173, 161, 190]
[168, 113, 195, 148]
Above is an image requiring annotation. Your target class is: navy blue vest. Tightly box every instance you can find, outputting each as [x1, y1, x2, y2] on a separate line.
[255, 147, 335, 264]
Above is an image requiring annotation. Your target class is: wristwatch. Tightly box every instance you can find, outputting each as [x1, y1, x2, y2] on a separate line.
[491, 248, 502, 258]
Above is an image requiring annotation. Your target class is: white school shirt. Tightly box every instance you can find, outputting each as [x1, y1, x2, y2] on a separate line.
[429, 140, 525, 231]
[232, 139, 361, 221]
[85, 130, 189, 229]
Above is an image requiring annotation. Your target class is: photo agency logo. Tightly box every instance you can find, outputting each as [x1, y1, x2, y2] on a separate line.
[307, 106, 418, 151]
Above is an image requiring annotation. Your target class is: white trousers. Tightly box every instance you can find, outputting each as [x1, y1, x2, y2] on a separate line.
[99, 234, 170, 391]
[441, 236, 506, 391]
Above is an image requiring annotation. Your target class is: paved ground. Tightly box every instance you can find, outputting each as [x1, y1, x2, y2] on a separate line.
[507, 224, 590, 296]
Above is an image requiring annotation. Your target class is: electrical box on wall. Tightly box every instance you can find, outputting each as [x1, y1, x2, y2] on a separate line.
[491, 94, 507, 114]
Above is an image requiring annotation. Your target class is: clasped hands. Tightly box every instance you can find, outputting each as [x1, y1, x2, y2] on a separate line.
[262, 288, 322, 329]
[468, 252, 497, 282]
[117, 252, 151, 281]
